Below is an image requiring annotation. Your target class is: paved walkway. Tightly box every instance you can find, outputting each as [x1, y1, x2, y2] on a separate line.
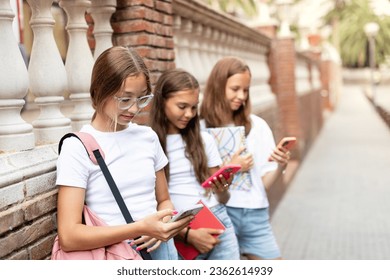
[270, 83, 390, 260]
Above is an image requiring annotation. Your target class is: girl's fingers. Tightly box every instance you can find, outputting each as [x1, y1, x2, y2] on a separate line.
[146, 240, 161, 253]
[136, 237, 156, 250]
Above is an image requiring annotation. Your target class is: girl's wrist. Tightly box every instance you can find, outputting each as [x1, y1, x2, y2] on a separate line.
[184, 227, 191, 244]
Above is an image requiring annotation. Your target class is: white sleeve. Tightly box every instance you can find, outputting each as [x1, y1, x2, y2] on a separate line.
[258, 119, 278, 176]
[153, 133, 168, 172]
[56, 136, 92, 189]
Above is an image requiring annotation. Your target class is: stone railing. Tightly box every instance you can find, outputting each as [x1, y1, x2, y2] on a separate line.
[0, 0, 327, 259]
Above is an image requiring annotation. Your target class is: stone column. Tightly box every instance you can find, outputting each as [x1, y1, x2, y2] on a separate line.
[59, 0, 94, 131]
[27, 0, 71, 145]
[0, 0, 34, 152]
[89, 0, 116, 59]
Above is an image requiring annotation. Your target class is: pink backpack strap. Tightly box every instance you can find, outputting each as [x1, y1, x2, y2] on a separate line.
[58, 132, 105, 165]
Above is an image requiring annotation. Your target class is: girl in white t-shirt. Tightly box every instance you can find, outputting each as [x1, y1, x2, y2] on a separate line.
[200, 57, 291, 260]
[56, 46, 192, 260]
[149, 69, 240, 260]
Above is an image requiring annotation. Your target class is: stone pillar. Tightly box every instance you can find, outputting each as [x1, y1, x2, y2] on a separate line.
[89, 0, 116, 59]
[60, 0, 94, 131]
[27, 0, 71, 145]
[0, 0, 34, 152]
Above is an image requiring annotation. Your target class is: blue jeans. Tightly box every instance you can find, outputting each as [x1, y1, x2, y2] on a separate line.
[132, 238, 178, 260]
[226, 206, 281, 259]
[179, 204, 240, 260]
[150, 238, 178, 260]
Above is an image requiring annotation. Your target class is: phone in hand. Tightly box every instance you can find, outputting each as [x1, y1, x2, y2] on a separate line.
[269, 137, 297, 161]
[201, 164, 242, 188]
[169, 204, 204, 223]
[277, 136, 297, 150]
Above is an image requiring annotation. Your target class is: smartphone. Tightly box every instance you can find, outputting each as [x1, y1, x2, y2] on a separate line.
[278, 136, 297, 150]
[201, 164, 242, 188]
[269, 137, 297, 161]
[169, 204, 204, 223]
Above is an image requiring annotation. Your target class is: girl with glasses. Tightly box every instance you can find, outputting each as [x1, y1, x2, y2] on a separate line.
[200, 57, 291, 260]
[55, 46, 191, 260]
[150, 69, 240, 260]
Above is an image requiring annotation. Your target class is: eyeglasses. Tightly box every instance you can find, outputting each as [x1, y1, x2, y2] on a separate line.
[113, 94, 154, 110]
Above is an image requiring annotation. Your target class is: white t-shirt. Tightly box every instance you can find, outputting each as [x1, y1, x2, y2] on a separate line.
[166, 132, 222, 210]
[201, 114, 277, 209]
[56, 124, 168, 226]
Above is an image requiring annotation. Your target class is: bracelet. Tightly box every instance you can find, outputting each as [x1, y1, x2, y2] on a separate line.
[184, 227, 191, 244]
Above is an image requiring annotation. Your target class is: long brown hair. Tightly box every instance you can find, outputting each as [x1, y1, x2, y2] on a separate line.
[150, 69, 209, 185]
[200, 56, 252, 135]
[90, 46, 151, 121]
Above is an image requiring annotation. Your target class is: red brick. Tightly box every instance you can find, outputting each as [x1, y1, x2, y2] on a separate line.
[116, 0, 154, 8]
[155, 1, 172, 14]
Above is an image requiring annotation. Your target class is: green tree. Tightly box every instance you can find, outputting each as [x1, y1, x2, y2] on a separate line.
[323, 0, 390, 68]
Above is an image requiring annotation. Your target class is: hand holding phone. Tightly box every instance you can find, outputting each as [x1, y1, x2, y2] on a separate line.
[169, 204, 204, 223]
[269, 137, 297, 161]
[201, 164, 241, 188]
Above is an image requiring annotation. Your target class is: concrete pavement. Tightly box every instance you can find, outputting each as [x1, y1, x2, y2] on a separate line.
[270, 83, 390, 259]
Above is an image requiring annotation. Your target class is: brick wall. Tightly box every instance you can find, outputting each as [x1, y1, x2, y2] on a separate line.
[0, 145, 58, 260]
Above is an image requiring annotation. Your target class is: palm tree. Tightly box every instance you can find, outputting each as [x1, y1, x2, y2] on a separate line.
[323, 0, 390, 68]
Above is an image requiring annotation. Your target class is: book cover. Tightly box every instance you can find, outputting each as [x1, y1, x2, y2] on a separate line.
[174, 201, 225, 260]
[204, 126, 252, 191]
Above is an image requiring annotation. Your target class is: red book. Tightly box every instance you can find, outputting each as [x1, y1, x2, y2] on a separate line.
[174, 200, 226, 260]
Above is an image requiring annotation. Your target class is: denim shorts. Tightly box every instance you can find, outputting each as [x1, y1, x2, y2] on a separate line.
[147, 238, 178, 260]
[188, 204, 240, 260]
[226, 206, 281, 259]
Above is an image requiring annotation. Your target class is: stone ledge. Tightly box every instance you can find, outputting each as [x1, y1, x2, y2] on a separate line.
[0, 144, 58, 189]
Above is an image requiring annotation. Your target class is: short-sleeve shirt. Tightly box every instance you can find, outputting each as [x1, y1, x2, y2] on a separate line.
[56, 124, 168, 225]
[166, 132, 222, 210]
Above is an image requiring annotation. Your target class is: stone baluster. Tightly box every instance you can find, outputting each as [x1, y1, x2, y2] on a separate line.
[194, 24, 211, 86]
[172, 15, 182, 68]
[221, 33, 230, 56]
[26, 0, 71, 145]
[59, 0, 94, 131]
[188, 22, 205, 85]
[232, 36, 241, 57]
[216, 31, 226, 59]
[89, 0, 116, 59]
[0, 0, 34, 152]
[173, 17, 193, 71]
[210, 29, 220, 65]
[202, 26, 214, 72]
[225, 34, 234, 56]
[180, 19, 195, 71]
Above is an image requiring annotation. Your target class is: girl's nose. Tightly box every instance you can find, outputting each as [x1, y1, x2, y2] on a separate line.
[127, 102, 139, 113]
[184, 109, 194, 118]
[237, 90, 245, 100]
